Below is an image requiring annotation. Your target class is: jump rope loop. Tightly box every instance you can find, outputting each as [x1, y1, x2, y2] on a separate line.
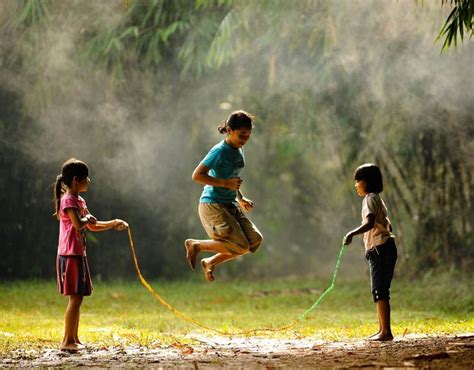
[126, 227, 346, 336]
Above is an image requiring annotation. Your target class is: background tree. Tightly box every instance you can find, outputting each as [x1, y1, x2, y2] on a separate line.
[0, 0, 472, 280]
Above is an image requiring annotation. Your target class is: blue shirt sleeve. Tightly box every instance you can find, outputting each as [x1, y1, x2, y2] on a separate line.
[201, 145, 222, 169]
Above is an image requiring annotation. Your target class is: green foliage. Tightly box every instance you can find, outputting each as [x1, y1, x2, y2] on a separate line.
[84, 0, 232, 77]
[0, 0, 472, 280]
[83, 0, 338, 78]
[437, 0, 473, 51]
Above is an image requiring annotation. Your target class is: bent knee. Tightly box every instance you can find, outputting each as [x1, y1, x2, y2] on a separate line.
[249, 235, 263, 253]
[226, 240, 250, 256]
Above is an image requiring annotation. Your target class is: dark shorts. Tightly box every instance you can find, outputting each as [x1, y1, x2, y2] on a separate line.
[57, 255, 93, 296]
[365, 238, 397, 302]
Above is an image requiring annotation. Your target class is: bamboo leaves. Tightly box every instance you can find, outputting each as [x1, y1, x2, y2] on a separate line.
[83, 0, 234, 77]
[437, 0, 473, 51]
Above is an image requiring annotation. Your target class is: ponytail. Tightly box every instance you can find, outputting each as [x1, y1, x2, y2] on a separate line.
[217, 120, 227, 134]
[53, 175, 63, 220]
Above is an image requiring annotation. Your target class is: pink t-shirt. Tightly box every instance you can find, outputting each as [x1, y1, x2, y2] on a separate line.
[57, 193, 88, 256]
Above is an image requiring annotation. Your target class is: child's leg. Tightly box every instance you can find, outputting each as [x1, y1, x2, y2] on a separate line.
[184, 239, 232, 269]
[73, 310, 82, 344]
[370, 299, 393, 341]
[190, 203, 253, 281]
[366, 239, 397, 341]
[201, 253, 238, 282]
[185, 239, 240, 281]
[61, 294, 83, 351]
[368, 306, 382, 338]
[235, 207, 263, 253]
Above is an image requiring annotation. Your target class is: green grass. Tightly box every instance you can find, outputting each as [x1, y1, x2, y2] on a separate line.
[0, 274, 472, 353]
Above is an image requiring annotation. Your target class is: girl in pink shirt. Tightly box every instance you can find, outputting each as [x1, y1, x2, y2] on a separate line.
[53, 158, 128, 352]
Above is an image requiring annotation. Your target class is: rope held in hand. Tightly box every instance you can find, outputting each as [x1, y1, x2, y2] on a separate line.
[127, 227, 346, 336]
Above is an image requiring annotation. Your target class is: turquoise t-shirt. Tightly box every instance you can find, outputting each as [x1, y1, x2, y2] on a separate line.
[199, 140, 245, 204]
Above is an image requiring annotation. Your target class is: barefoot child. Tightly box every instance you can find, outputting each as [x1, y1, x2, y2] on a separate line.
[343, 163, 397, 341]
[185, 110, 263, 282]
[53, 158, 128, 351]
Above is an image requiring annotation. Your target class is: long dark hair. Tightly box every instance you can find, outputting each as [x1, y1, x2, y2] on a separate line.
[53, 158, 89, 219]
[217, 110, 254, 134]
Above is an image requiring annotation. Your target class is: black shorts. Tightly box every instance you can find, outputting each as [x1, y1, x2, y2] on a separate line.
[365, 238, 397, 302]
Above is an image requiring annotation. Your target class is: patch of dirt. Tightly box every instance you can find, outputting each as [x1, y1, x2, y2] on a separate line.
[1, 333, 473, 368]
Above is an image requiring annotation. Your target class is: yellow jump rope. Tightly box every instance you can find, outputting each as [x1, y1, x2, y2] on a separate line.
[126, 227, 346, 336]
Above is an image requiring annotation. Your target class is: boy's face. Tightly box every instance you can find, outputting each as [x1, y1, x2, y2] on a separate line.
[355, 180, 367, 197]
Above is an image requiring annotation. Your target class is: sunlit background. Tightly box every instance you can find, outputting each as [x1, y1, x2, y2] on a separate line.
[1, 0, 472, 281]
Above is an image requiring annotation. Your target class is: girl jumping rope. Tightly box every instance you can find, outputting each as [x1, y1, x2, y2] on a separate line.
[53, 158, 128, 351]
[343, 163, 397, 341]
[184, 110, 263, 282]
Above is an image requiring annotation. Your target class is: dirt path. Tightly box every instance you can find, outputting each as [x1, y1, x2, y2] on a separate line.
[2, 333, 473, 368]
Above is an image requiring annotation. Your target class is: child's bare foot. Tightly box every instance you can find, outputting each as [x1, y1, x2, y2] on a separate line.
[74, 342, 86, 350]
[367, 331, 381, 339]
[184, 239, 199, 270]
[201, 259, 215, 282]
[367, 332, 393, 341]
[60, 342, 80, 352]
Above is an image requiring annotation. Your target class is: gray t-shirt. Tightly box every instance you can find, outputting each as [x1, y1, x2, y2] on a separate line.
[361, 193, 394, 250]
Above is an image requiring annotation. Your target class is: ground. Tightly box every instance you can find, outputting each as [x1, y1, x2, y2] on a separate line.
[2, 333, 473, 368]
[1, 278, 472, 367]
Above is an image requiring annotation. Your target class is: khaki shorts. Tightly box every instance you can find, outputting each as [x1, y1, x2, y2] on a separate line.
[198, 203, 263, 255]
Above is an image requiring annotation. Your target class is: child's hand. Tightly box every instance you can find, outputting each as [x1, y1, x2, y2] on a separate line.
[225, 177, 243, 191]
[85, 214, 97, 224]
[238, 197, 254, 212]
[343, 232, 353, 246]
[113, 219, 129, 231]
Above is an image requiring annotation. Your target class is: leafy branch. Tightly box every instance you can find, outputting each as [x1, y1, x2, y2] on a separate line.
[437, 0, 473, 51]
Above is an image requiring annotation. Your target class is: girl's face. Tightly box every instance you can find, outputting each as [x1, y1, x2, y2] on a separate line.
[355, 180, 367, 197]
[76, 176, 90, 193]
[226, 127, 252, 149]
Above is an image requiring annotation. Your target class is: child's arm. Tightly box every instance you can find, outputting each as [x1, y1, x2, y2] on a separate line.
[344, 214, 375, 245]
[66, 208, 97, 230]
[192, 163, 242, 190]
[86, 217, 128, 232]
[237, 190, 254, 212]
[81, 206, 128, 232]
